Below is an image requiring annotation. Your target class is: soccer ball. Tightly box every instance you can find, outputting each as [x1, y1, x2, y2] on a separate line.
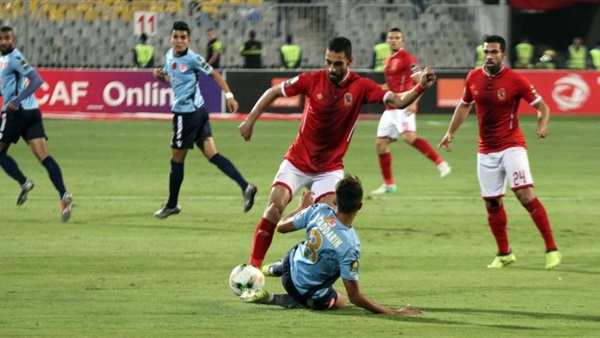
[229, 263, 265, 296]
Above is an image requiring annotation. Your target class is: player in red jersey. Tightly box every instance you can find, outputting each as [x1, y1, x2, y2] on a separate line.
[239, 36, 437, 268]
[438, 35, 561, 270]
[372, 27, 450, 195]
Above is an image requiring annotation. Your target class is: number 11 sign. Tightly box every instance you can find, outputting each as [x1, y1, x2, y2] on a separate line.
[134, 11, 157, 36]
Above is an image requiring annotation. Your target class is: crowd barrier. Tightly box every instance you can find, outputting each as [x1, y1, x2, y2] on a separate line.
[1, 69, 598, 119]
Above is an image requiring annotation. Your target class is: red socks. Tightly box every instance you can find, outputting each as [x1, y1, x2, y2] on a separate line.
[249, 218, 277, 267]
[486, 204, 510, 255]
[377, 152, 394, 185]
[525, 198, 557, 251]
[411, 137, 443, 165]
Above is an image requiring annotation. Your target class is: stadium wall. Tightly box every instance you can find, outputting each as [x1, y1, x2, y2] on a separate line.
[2, 69, 598, 118]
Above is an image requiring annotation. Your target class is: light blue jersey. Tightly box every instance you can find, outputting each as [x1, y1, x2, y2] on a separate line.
[0, 48, 38, 111]
[289, 203, 361, 299]
[162, 48, 213, 113]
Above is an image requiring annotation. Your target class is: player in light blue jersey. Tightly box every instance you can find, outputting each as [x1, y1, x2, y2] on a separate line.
[242, 175, 422, 315]
[152, 21, 256, 219]
[0, 26, 73, 222]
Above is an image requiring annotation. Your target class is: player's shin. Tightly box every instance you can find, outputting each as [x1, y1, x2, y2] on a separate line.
[249, 218, 277, 267]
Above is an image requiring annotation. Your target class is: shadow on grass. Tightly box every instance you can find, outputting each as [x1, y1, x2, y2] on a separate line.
[419, 307, 600, 322]
[318, 307, 539, 330]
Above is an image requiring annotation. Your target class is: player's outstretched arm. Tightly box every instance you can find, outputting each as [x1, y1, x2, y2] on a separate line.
[438, 102, 472, 152]
[239, 84, 282, 141]
[342, 278, 422, 315]
[210, 70, 239, 113]
[277, 190, 315, 233]
[385, 66, 436, 110]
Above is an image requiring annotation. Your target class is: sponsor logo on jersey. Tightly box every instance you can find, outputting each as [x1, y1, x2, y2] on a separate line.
[344, 93, 353, 106]
[21, 59, 30, 69]
[498, 88, 505, 100]
[179, 63, 187, 72]
[317, 93, 323, 100]
[172, 62, 177, 70]
[325, 216, 336, 226]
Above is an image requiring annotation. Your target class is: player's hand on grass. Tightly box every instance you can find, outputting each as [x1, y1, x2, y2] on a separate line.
[395, 304, 423, 316]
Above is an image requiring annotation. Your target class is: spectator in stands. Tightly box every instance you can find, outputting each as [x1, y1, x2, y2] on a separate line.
[474, 35, 488, 68]
[535, 49, 558, 70]
[205, 28, 222, 68]
[279, 34, 302, 70]
[133, 33, 155, 69]
[0, 26, 73, 222]
[566, 37, 587, 70]
[152, 21, 257, 219]
[588, 39, 600, 70]
[372, 32, 390, 71]
[240, 30, 263, 68]
[514, 36, 534, 69]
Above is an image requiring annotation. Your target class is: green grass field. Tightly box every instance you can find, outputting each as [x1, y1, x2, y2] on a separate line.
[1, 115, 599, 337]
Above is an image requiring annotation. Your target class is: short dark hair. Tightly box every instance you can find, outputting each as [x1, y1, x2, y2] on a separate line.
[335, 174, 363, 214]
[286, 34, 293, 44]
[173, 21, 190, 35]
[249, 30, 256, 39]
[140, 33, 148, 43]
[328, 36, 352, 58]
[0, 26, 14, 34]
[389, 27, 402, 34]
[485, 35, 506, 52]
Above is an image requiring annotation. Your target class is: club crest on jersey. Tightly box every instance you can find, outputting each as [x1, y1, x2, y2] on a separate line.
[498, 88, 506, 100]
[317, 93, 323, 100]
[1, 60, 7, 69]
[325, 216, 336, 226]
[344, 93, 353, 106]
[179, 63, 187, 72]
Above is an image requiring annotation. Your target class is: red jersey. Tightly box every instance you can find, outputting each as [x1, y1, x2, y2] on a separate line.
[281, 70, 389, 173]
[383, 49, 421, 110]
[461, 66, 541, 153]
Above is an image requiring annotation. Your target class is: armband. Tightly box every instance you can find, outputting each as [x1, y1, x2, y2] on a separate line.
[414, 84, 424, 95]
[225, 92, 234, 99]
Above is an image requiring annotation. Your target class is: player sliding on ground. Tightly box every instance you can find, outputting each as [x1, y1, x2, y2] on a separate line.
[241, 174, 422, 315]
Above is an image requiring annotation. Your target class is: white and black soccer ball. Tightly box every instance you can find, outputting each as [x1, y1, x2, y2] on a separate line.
[229, 263, 265, 296]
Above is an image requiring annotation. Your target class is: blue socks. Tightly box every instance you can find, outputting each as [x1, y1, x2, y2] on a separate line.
[209, 153, 247, 191]
[41, 156, 66, 198]
[0, 152, 27, 185]
[167, 160, 184, 208]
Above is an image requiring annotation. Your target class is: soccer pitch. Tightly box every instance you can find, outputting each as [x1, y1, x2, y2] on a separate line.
[1, 115, 599, 337]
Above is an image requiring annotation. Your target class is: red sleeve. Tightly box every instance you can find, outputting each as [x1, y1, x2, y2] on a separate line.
[281, 72, 312, 97]
[517, 73, 541, 105]
[363, 78, 387, 104]
[461, 71, 474, 104]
